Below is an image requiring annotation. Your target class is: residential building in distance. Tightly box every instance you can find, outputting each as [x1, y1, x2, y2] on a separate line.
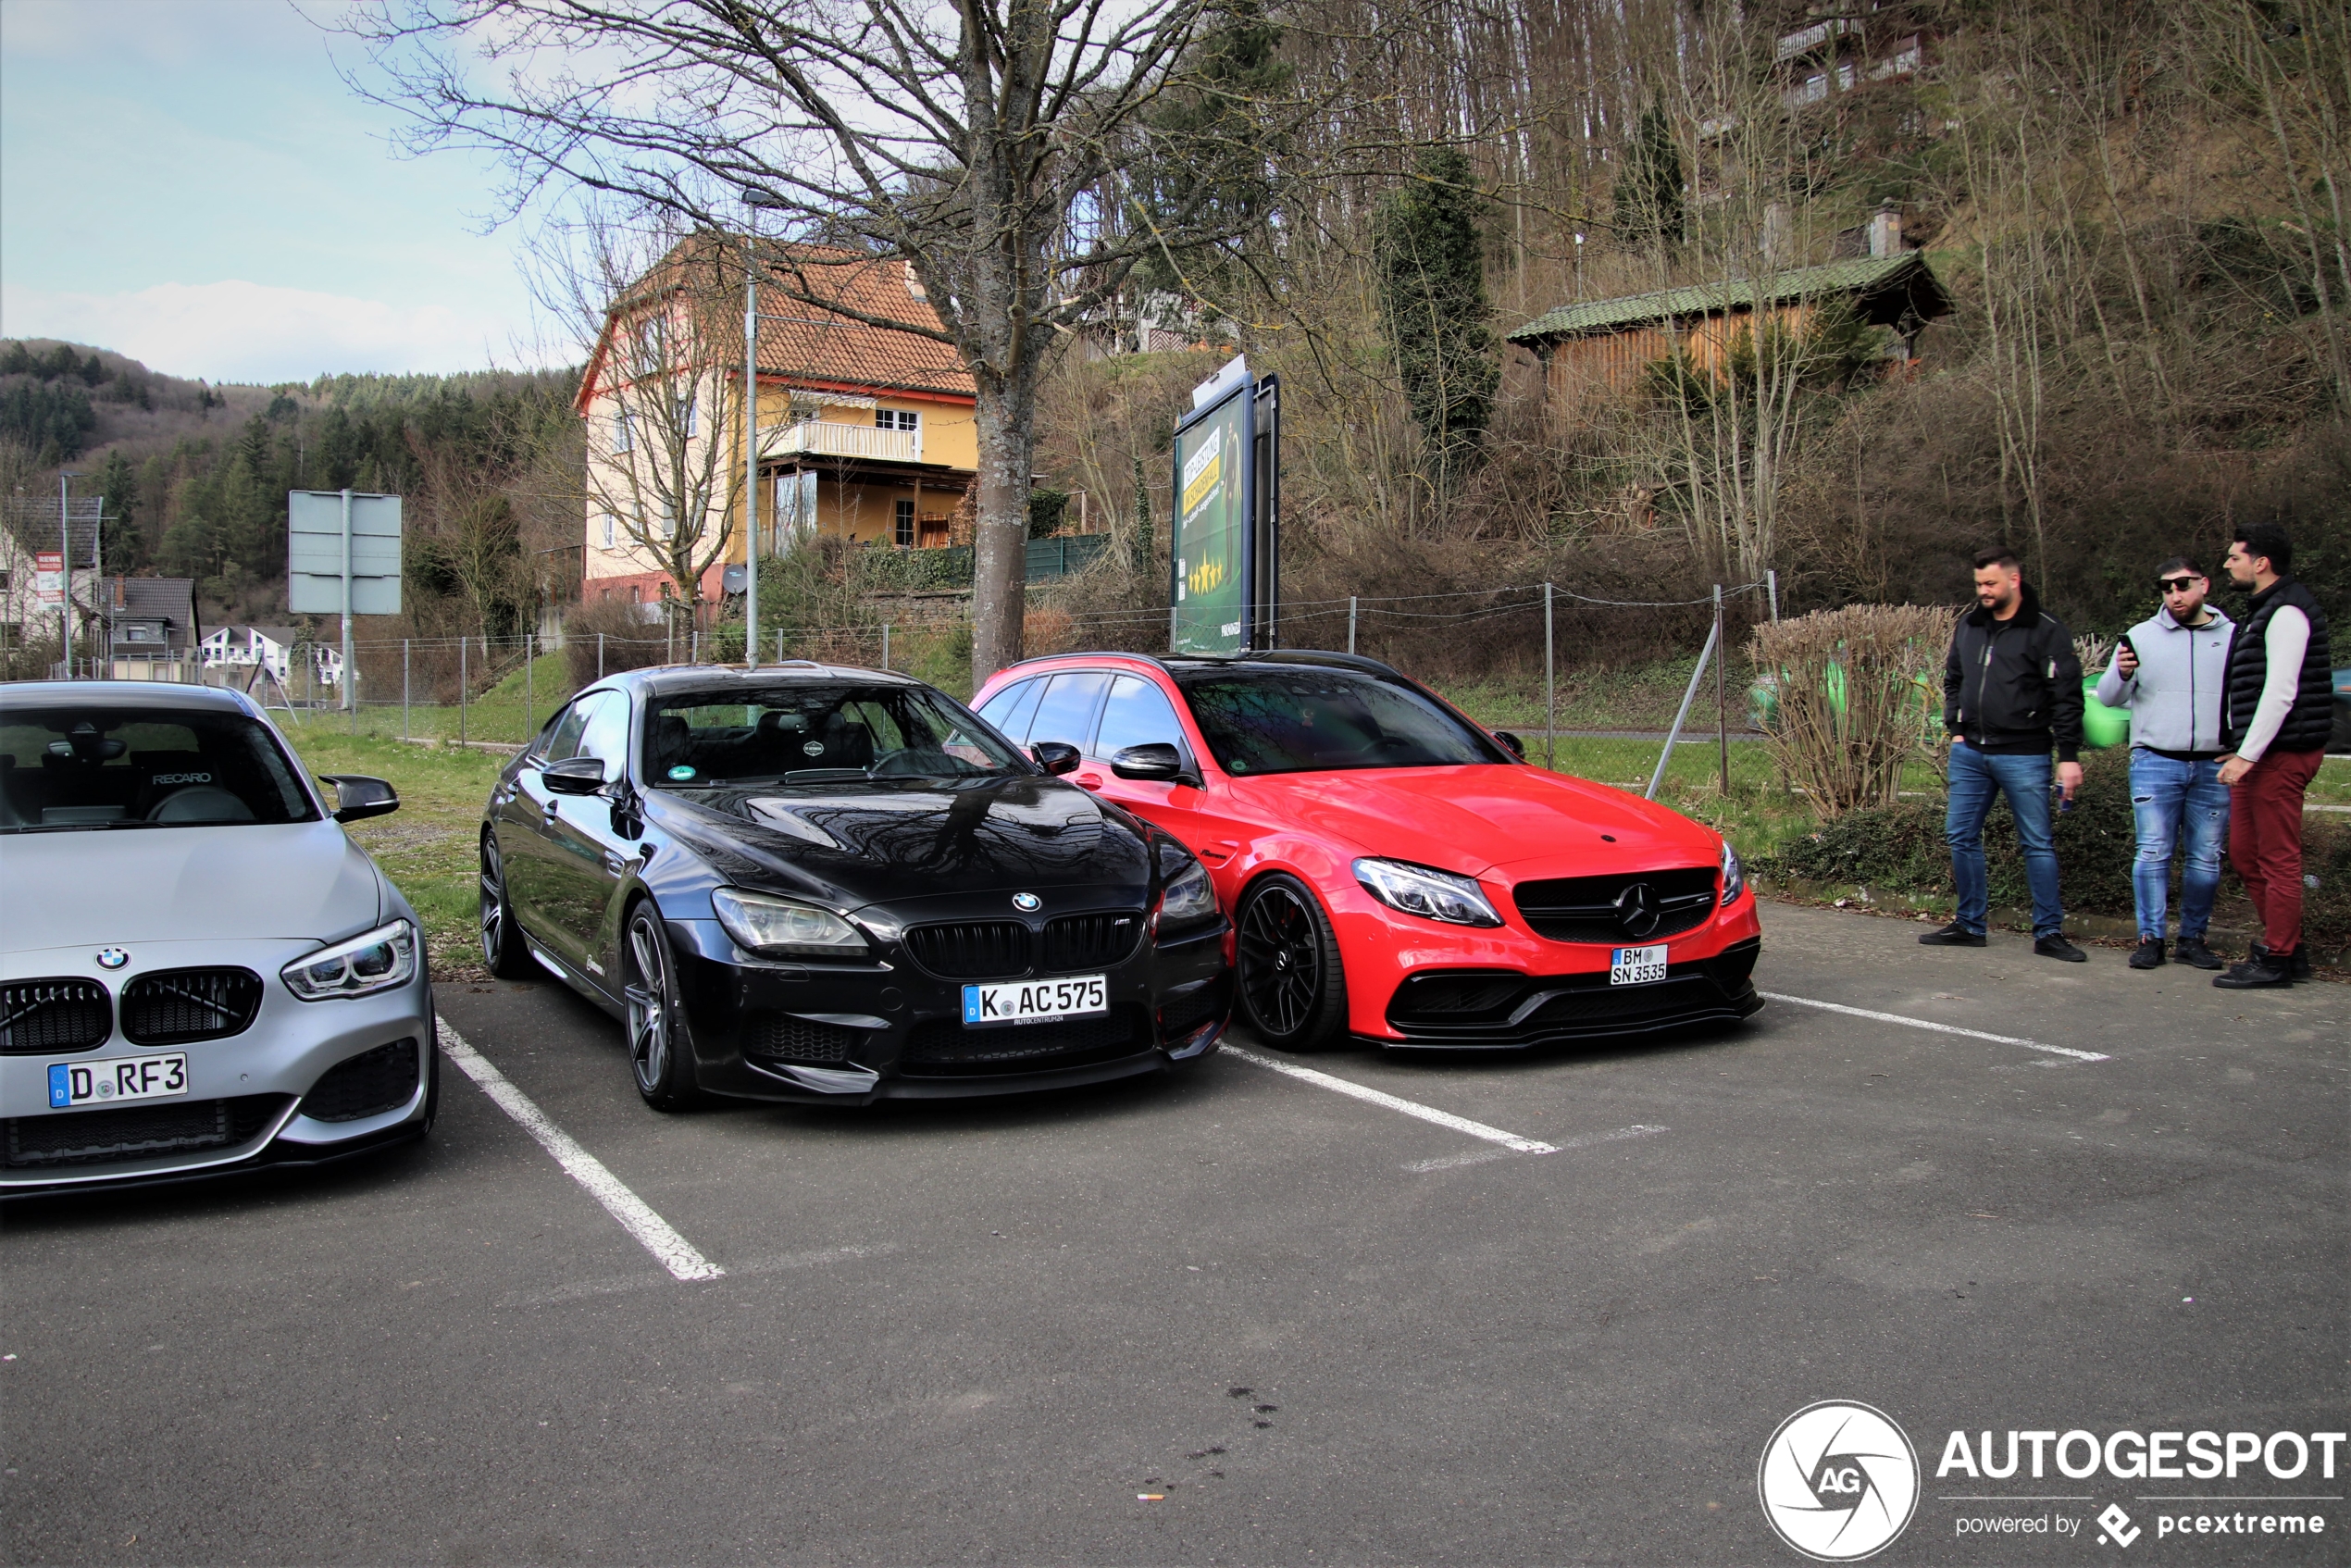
[98, 577, 201, 681]
[576, 242, 978, 612]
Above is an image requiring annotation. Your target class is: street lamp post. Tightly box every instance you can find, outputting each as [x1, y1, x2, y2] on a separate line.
[58, 471, 79, 678]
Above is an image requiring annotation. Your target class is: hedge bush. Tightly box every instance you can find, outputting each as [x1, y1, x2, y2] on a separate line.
[1766, 745, 2350, 949]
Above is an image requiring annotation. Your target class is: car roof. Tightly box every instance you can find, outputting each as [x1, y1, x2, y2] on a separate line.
[0, 681, 258, 716]
[612, 663, 934, 700]
[990, 648, 1404, 683]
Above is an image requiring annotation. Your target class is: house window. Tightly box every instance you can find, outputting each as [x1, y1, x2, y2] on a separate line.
[613, 408, 633, 453]
[679, 394, 697, 438]
[894, 499, 915, 548]
[601, 511, 616, 549]
[655, 499, 675, 540]
[877, 409, 918, 433]
[774, 469, 818, 552]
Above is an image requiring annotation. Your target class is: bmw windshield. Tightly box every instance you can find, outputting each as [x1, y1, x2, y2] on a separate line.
[1174, 666, 1509, 776]
[0, 706, 320, 831]
[645, 684, 1029, 788]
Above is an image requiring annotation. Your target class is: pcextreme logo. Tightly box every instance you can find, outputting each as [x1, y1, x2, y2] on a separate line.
[1760, 1400, 1922, 1562]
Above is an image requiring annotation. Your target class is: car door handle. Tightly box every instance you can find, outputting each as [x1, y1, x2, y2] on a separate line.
[602, 851, 628, 875]
[1075, 771, 1103, 791]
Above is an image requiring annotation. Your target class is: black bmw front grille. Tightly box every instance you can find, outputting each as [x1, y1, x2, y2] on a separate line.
[900, 1007, 1144, 1076]
[121, 968, 263, 1045]
[1042, 912, 1142, 973]
[4, 1094, 288, 1169]
[0, 979, 111, 1054]
[1511, 867, 1718, 944]
[740, 1012, 865, 1064]
[903, 921, 1032, 980]
[298, 1039, 420, 1123]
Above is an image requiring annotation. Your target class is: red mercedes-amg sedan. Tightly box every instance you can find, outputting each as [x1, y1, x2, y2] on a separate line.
[973, 650, 1762, 1052]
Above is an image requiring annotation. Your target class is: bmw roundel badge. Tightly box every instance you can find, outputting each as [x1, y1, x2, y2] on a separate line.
[1012, 892, 1042, 913]
[95, 947, 130, 970]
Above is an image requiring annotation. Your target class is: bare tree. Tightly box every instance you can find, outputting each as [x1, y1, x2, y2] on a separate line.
[351, 0, 1306, 684]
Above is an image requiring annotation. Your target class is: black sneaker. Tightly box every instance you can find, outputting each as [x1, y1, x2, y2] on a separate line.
[2249, 943, 2313, 980]
[1919, 922, 1987, 947]
[2174, 936, 2225, 971]
[2128, 938, 2166, 970]
[2034, 935, 2088, 963]
[2214, 958, 2294, 989]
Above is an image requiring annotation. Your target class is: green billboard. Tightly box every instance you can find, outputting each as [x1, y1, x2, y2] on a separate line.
[1174, 367, 1263, 654]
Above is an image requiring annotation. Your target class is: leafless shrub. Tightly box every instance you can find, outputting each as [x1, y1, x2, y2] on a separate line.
[564, 595, 669, 690]
[1751, 604, 1954, 819]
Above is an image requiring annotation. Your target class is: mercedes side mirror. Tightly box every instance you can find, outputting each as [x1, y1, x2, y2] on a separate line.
[1110, 742, 1201, 787]
[1493, 730, 1527, 761]
[319, 773, 400, 823]
[542, 757, 608, 796]
[1031, 741, 1082, 776]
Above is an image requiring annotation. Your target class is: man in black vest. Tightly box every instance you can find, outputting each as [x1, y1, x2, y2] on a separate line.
[2213, 522, 2334, 989]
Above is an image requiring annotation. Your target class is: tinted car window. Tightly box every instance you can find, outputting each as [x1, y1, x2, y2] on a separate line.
[576, 692, 629, 770]
[643, 684, 1026, 787]
[1027, 672, 1110, 752]
[1091, 674, 1185, 760]
[539, 702, 591, 763]
[976, 678, 1039, 742]
[0, 707, 320, 829]
[1175, 666, 1505, 776]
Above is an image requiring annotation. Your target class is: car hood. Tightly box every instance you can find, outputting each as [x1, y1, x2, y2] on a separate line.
[650, 776, 1151, 909]
[0, 822, 385, 952]
[1229, 765, 1720, 878]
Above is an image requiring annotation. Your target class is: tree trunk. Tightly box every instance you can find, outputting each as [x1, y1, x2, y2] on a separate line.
[970, 371, 1039, 687]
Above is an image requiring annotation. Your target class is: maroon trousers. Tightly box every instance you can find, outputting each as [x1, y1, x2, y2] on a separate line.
[2228, 747, 2325, 954]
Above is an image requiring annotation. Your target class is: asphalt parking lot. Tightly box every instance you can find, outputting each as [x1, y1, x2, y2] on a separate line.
[3, 902, 2345, 1566]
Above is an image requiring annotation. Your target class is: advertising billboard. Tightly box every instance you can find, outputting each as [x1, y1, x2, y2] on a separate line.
[1170, 383, 1252, 654]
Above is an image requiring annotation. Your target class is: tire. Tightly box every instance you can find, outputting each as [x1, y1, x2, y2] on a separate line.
[1234, 874, 1349, 1052]
[479, 833, 541, 979]
[623, 900, 704, 1111]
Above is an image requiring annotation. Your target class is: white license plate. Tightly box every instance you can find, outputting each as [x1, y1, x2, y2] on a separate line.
[962, 974, 1108, 1026]
[48, 1053, 190, 1109]
[1610, 944, 1668, 986]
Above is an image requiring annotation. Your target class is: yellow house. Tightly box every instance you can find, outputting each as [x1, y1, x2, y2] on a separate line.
[575, 241, 978, 610]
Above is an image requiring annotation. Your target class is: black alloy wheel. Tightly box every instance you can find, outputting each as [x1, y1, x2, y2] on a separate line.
[624, 901, 703, 1111]
[479, 834, 541, 979]
[1234, 874, 1348, 1052]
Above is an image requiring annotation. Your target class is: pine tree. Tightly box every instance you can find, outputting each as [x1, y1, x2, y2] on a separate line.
[1374, 146, 1499, 507]
[1613, 105, 1686, 260]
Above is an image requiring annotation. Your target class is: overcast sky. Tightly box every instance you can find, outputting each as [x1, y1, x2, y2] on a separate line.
[0, 0, 563, 384]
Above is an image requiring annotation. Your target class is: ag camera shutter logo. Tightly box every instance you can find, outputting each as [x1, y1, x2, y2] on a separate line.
[1759, 1400, 1920, 1561]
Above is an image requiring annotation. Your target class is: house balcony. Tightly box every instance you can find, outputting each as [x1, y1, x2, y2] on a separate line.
[760, 421, 922, 465]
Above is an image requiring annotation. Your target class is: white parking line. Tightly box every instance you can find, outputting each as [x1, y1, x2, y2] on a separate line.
[1760, 992, 2110, 1063]
[1225, 1046, 1558, 1152]
[1406, 1123, 1666, 1173]
[436, 1018, 725, 1282]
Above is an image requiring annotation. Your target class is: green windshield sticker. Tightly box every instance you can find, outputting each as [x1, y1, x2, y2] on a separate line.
[667, 765, 696, 780]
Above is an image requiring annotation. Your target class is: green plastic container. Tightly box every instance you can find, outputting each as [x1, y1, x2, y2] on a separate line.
[2081, 678, 2130, 750]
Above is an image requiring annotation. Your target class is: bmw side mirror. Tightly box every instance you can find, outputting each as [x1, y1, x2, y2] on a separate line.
[1031, 741, 1082, 776]
[1110, 742, 1200, 787]
[1493, 730, 1527, 760]
[542, 757, 608, 796]
[319, 773, 399, 823]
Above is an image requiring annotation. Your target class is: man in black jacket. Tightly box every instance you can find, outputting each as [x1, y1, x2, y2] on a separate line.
[2212, 522, 2334, 989]
[1922, 547, 2088, 961]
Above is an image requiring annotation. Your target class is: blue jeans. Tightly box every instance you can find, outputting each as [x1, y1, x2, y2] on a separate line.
[2127, 750, 2229, 941]
[1946, 742, 2063, 938]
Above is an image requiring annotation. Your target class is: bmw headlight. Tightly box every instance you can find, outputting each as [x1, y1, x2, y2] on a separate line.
[282, 919, 417, 1001]
[1157, 856, 1219, 934]
[1720, 839, 1746, 904]
[1351, 857, 1502, 927]
[711, 888, 870, 957]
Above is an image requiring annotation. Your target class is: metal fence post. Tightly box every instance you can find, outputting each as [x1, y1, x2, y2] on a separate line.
[882, 623, 890, 671]
[459, 637, 468, 748]
[1648, 620, 1718, 802]
[1543, 582, 1555, 771]
[1348, 596, 1358, 654]
[598, 631, 605, 679]
[1714, 584, 1730, 795]
[1766, 568, 1780, 623]
[525, 632, 534, 741]
[691, 629, 700, 665]
[403, 639, 411, 741]
[776, 629, 783, 663]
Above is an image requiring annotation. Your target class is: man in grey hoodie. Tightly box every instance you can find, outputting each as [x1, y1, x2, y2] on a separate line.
[2096, 557, 2234, 970]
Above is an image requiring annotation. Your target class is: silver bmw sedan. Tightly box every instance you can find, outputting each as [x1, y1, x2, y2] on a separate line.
[0, 682, 435, 1194]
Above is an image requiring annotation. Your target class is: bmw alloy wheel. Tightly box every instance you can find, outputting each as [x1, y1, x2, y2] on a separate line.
[624, 902, 701, 1110]
[479, 835, 537, 979]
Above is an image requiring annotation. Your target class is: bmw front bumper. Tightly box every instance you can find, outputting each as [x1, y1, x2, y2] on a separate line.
[1, 936, 436, 1195]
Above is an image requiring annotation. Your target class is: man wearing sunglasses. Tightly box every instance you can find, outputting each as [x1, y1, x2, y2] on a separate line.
[2096, 559, 2234, 970]
[2212, 522, 2334, 989]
